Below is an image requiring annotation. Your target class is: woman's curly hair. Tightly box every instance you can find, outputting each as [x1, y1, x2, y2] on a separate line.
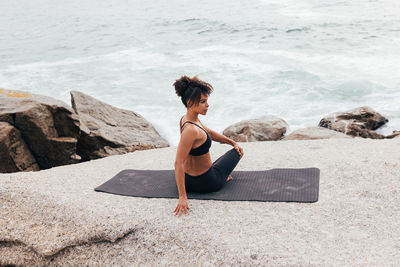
[173, 75, 213, 108]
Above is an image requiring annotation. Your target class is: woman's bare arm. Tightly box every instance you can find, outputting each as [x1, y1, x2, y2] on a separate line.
[200, 123, 244, 159]
[201, 124, 235, 146]
[174, 125, 196, 197]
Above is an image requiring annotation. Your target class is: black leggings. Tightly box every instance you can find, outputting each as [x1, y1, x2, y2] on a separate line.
[185, 148, 241, 193]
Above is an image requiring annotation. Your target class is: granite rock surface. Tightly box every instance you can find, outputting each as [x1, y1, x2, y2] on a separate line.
[0, 89, 81, 171]
[70, 91, 169, 160]
[0, 89, 170, 173]
[1, 139, 399, 266]
[0, 121, 39, 173]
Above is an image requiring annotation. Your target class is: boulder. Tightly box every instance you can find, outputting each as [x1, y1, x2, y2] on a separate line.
[0, 89, 81, 171]
[222, 115, 288, 142]
[282, 127, 353, 140]
[0, 122, 39, 173]
[70, 91, 169, 160]
[318, 106, 388, 139]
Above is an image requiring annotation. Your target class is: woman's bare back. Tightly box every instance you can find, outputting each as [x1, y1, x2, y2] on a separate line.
[180, 116, 212, 176]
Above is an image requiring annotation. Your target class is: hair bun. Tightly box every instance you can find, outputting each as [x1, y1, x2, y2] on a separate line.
[173, 75, 192, 97]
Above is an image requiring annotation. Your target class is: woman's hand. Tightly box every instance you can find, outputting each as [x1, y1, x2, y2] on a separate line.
[174, 196, 190, 216]
[233, 142, 244, 159]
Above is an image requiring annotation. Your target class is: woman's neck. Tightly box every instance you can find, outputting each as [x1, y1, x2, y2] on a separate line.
[185, 109, 199, 122]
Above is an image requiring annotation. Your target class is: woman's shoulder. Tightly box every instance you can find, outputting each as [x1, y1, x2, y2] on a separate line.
[180, 124, 200, 143]
[180, 121, 197, 132]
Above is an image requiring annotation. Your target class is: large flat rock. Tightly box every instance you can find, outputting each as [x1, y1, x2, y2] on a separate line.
[1, 139, 400, 266]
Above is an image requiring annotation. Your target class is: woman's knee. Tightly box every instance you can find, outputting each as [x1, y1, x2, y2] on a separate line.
[229, 148, 241, 160]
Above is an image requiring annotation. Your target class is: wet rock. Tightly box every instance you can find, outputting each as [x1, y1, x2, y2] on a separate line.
[318, 106, 388, 139]
[70, 91, 169, 160]
[283, 127, 353, 140]
[223, 115, 288, 142]
[0, 122, 39, 173]
[385, 130, 400, 139]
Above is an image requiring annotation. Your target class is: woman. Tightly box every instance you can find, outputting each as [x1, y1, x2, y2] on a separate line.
[173, 75, 244, 217]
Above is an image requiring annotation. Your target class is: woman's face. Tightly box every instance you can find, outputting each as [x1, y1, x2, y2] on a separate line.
[188, 94, 209, 115]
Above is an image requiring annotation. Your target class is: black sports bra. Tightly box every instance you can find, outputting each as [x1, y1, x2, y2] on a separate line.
[180, 117, 212, 156]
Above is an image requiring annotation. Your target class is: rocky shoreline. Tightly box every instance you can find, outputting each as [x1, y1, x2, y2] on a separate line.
[0, 89, 169, 173]
[1, 89, 399, 173]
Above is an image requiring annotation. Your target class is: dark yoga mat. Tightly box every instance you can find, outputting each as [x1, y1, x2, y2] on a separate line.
[95, 168, 320, 202]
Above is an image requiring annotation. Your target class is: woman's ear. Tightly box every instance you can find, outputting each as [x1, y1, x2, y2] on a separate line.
[187, 100, 193, 109]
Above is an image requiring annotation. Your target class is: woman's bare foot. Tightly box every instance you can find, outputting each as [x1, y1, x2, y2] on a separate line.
[226, 175, 232, 182]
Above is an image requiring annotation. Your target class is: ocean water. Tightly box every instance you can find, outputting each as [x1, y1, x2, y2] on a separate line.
[1, 0, 399, 146]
